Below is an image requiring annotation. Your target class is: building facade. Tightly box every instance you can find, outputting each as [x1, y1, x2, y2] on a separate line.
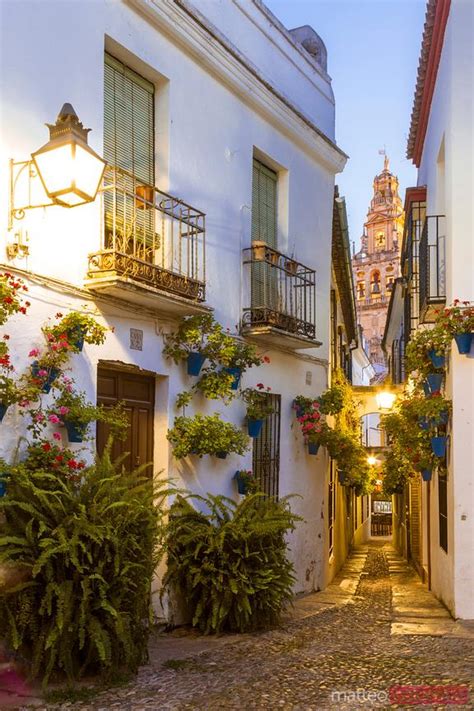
[0, 0, 353, 615]
[352, 157, 404, 377]
[384, 0, 474, 619]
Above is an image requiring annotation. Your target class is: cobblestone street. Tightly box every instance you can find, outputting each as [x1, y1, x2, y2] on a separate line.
[17, 541, 473, 710]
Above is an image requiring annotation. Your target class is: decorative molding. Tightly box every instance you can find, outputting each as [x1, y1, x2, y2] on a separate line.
[126, 0, 347, 172]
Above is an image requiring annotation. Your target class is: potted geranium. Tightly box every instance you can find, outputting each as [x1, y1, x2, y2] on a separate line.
[241, 384, 274, 438]
[44, 310, 109, 352]
[167, 413, 250, 459]
[317, 383, 345, 415]
[294, 398, 325, 455]
[0, 272, 30, 326]
[26, 339, 72, 394]
[436, 300, 474, 354]
[405, 326, 451, 373]
[163, 314, 226, 376]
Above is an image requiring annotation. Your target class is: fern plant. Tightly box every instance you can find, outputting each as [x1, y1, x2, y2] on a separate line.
[0, 445, 168, 685]
[163, 492, 301, 634]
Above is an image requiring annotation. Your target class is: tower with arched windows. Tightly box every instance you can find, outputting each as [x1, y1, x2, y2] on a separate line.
[352, 156, 404, 376]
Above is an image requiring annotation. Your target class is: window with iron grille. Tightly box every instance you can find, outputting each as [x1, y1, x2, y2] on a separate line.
[252, 394, 281, 498]
[439, 475, 448, 553]
[103, 53, 155, 250]
[328, 460, 336, 557]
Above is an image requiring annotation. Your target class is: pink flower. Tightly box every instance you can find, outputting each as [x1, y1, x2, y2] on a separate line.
[29, 349, 40, 357]
[49, 414, 60, 424]
[38, 369, 48, 377]
[34, 412, 45, 422]
[18, 399, 30, 408]
[59, 406, 69, 416]
[53, 432, 61, 441]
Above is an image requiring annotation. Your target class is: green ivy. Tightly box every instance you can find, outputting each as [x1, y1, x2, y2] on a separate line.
[167, 414, 249, 458]
[163, 493, 301, 634]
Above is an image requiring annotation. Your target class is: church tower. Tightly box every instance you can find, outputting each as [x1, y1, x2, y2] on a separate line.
[352, 156, 404, 376]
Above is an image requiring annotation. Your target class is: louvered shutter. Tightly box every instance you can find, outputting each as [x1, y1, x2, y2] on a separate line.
[251, 160, 278, 312]
[104, 54, 155, 252]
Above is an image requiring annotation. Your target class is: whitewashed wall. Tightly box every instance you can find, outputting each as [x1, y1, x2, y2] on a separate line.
[0, 0, 347, 602]
[416, 0, 474, 619]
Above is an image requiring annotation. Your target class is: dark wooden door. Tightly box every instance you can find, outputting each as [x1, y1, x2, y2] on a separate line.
[97, 367, 155, 475]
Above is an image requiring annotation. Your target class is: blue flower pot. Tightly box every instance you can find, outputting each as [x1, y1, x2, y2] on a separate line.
[234, 471, 248, 495]
[224, 367, 242, 390]
[0, 403, 8, 422]
[247, 419, 264, 438]
[216, 451, 228, 459]
[187, 352, 206, 376]
[454, 333, 472, 355]
[308, 442, 320, 455]
[31, 362, 60, 393]
[0, 480, 6, 497]
[427, 349, 446, 369]
[431, 436, 447, 458]
[425, 373, 444, 395]
[338, 470, 346, 485]
[418, 416, 429, 430]
[421, 469, 432, 482]
[65, 420, 85, 443]
[422, 381, 431, 397]
[433, 410, 449, 426]
[293, 401, 304, 418]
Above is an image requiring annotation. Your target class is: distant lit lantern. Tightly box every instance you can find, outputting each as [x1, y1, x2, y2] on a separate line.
[376, 390, 397, 411]
[367, 455, 378, 466]
[32, 103, 106, 207]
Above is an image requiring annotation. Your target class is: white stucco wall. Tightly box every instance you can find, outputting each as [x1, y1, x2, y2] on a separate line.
[416, 0, 474, 619]
[0, 0, 347, 605]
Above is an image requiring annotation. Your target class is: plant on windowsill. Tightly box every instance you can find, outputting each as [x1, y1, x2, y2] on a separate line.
[166, 413, 250, 459]
[241, 384, 274, 438]
[43, 310, 109, 352]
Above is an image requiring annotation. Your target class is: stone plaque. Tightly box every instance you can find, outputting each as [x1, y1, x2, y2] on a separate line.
[130, 328, 143, 351]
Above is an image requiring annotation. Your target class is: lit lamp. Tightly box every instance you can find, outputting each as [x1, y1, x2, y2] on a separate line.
[32, 103, 106, 207]
[367, 455, 378, 466]
[376, 390, 397, 411]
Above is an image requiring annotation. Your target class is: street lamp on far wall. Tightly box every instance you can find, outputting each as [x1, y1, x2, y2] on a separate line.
[376, 390, 397, 412]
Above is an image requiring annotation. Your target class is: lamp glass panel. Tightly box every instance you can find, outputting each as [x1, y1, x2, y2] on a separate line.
[34, 143, 74, 196]
[74, 144, 105, 198]
[376, 392, 396, 410]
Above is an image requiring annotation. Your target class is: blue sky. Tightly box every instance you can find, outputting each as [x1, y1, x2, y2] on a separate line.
[264, 0, 427, 250]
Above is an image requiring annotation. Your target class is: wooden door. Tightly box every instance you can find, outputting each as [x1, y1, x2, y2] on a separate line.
[97, 367, 155, 475]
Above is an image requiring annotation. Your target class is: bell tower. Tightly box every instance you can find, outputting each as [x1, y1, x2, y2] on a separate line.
[352, 155, 404, 377]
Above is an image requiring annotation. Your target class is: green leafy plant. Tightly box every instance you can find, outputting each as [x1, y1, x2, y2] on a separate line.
[436, 300, 474, 335]
[218, 338, 267, 370]
[162, 314, 225, 364]
[167, 414, 249, 459]
[241, 385, 274, 420]
[163, 492, 300, 633]
[0, 364, 21, 407]
[193, 368, 236, 402]
[317, 383, 345, 415]
[381, 450, 411, 496]
[52, 378, 128, 439]
[44, 310, 109, 349]
[234, 470, 260, 494]
[405, 327, 451, 376]
[0, 446, 168, 685]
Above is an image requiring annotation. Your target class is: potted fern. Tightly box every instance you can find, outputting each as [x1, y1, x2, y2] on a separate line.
[167, 413, 249, 459]
[241, 384, 274, 438]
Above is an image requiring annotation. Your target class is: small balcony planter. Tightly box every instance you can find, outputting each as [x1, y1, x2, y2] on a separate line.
[224, 367, 241, 390]
[65, 420, 86, 443]
[284, 259, 298, 276]
[247, 418, 264, 438]
[187, 351, 206, 376]
[0, 403, 8, 423]
[454, 333, 472, 355]
[431, 436, 447, 458]
[215, 451, 228, 460]
[424, 373, 444, 395]
[31, 362, 60, 394]
[421, 469, 432, 482]
[427, 349, 446, 369]
[308, 442, 320, 455]
[418, 416, 429, 431]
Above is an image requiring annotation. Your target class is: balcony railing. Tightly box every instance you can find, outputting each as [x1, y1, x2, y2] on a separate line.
[242, 245, 317, 345]
[419, 215, 446, 320]
[359, 295, 388, 307]
[87, 166, 206, 302]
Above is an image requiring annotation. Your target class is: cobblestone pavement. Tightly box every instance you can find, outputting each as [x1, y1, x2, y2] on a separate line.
[16, 541, 474, 710]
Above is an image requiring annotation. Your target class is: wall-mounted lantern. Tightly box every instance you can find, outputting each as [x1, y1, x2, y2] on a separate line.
[375, 390, 397, 412]
[8, 103, 106, 228]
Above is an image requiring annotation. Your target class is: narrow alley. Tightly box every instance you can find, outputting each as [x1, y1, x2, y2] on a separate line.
[29, 542, 474, 710]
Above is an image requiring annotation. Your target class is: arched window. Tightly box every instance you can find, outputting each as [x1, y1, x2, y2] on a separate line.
[357, 281, 365, 298]
[361, 412, 384, 447]
[370, 270, 381, 294]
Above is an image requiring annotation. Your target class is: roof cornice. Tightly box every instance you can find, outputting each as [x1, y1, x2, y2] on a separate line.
[407, 0, 451, 166]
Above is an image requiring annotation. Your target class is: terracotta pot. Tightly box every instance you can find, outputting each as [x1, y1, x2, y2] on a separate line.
[251, 241, 267, 261]
[136, 184, 154, 209]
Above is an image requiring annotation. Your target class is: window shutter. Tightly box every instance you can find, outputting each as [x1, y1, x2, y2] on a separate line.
[251, 159, 277, 248]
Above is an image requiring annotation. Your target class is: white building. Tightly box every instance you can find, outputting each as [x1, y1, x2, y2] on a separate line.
[385, 0, 474, 619]
[0, 0, 349, 613]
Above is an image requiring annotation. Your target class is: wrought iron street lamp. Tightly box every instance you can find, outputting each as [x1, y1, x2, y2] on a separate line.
[8, 103, 106, 228]
[375, 390, 397, 411]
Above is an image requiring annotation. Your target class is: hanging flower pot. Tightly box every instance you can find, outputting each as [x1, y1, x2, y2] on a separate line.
[425, 372, 444, 395]
[247, 418, 264, 438]
[68, 326, 87, 352]
[432, 410, 449, 426]
[224, 367, 242, 390]
[215, 451, 228, 459]
[427, 349, 446, 369]
[421, 469, 432, 482]
[234, 471, 248, 495]
[31, 362, 60, 394]
[0, 480, 6, 498]
[418, 416, 429, 430]
[431, 436, 447, 458]
[453, 333, 472, 355]
[65, 420, 86, 443]
[187, 351, 206, 376]
[308, 442, 320, 455]
[0, 403, 8, 423]
[338, 470, 346, 485]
